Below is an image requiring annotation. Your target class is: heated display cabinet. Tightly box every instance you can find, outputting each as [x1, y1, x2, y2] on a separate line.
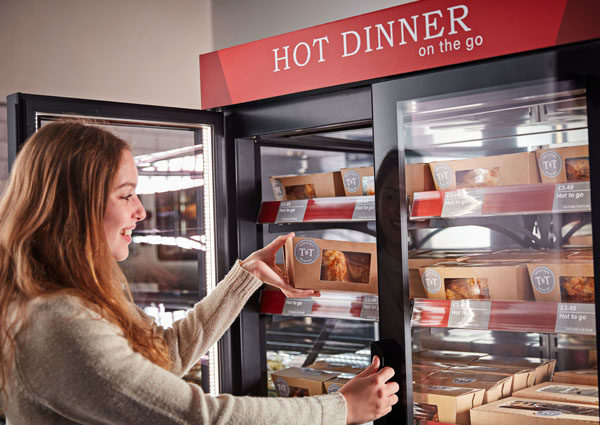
[8, 9, 600, 425]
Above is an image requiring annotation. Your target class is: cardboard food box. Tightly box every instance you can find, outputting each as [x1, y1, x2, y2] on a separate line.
[429, 151, 539, 190]
[269, 172, 345, 200]
[513, 383, 598, 406]
[470, 397, 599, 425]
[409, 251, 473, 299]
[536, 145, 589, 184]
[449, 364, 535, 393]
[307, 361, 364, 375]
[340, 166, 374, 196]
[553, 369, 598, 387]
[284, 237, 378, 294]
[414, 364, 447, 384]
[526, 261, 594, 303]
[271, 367, 339, 397]
[424, 370, 513, 401]
[419, 262, 534, 301]
[414, 401, 441, 423]
[471, 356, 556, 385]
[414, 384, 485, 425]
[406, 162, 435, 203]
[414, 350, 487, 365]
[323, 374, 354, 394]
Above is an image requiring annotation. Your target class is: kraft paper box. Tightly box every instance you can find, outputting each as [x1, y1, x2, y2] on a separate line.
[409, 251, 472, 299]
[513, 383, 598, 406]
[470, 397, 599, 425]
[340, 166, 374, 196]
[414, 364, 449, 384]
[429, 151, 539, 190]
[406, 162, 435, 203]
[284, 237, 378, 294]
[413, 384, 485, 425]
[449, 364, 535, 393]
[536, 145, 589, 184]
[526, 261, 594, 303]
[471, 356, 555, 385]
[323, 374, 354, 394]
[271, 367, 339, 397]
[419, 261, 534, 301]
[269, 172, 345, 200]
[553, 369, 598, 387]
[425, 370, 513, 400]
[307, 361, 364, 375]
[414, 350, 486, 364]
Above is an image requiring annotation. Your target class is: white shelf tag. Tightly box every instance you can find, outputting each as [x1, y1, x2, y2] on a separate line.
[555, 303, 596, 335]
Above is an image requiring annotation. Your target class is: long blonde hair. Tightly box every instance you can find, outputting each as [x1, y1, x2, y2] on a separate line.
[0, 120, 171, 391]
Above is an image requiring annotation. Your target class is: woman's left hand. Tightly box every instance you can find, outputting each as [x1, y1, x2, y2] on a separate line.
[241, 233, 320, 298]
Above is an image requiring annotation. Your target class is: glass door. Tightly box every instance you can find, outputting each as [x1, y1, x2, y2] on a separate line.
[372, 41, 600, 424]
[7, 93, 226, 395]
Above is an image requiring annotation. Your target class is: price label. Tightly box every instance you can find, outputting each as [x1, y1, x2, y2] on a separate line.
[281, 298, 314, 316]
[352, 197, 376, 220]
[275, 200, 308, 223]
[447, 299, 491, 329]
[555, 303, 596, 335]
[360, 295, 379, 320]
[552, 182, 591, 212]
[441, 189, 484, 217]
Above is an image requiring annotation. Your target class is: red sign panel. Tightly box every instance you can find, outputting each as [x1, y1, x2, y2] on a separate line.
[199, 0, 600, 109]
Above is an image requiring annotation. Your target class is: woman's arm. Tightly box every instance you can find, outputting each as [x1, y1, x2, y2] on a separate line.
[149, 233, 317, 376]
[15, 295, 347, 425]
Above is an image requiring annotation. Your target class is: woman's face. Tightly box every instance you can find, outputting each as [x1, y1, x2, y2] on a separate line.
[103, 150, 146, 261]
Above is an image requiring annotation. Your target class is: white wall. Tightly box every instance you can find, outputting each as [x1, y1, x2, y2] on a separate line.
[211, 0, 416, 49]
[0, 0, 213, 109]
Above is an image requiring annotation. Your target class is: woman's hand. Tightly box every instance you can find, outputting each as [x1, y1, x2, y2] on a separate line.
[339, 356, 399, 424]
[241, 233, 320, 298]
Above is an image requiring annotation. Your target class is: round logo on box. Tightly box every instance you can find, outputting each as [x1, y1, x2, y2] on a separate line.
[327, 384, 341, 393]
[274, 377, 290, 397]
[271, 179, 284, 200]
[535, 410, 562, 417]
[422, 270, 442, 294]
[539, 151, 562, 178]
[531, 266, 556, 294]
[343, 170, 361, 193]
[432, 163, 453, 189]
[294, 239, 320, 264]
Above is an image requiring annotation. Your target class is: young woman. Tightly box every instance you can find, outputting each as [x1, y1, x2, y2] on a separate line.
[0, 121, 398, 425]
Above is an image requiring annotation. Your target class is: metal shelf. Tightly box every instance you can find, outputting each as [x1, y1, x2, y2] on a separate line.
[410, 182, 590, 220]
[257, 196, 375, 223]
[260, 288, 378, 321]
[411, 298, 595, 336]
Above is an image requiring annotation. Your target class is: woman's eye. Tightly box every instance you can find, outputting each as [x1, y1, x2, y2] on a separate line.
[122, 194, 134, 201]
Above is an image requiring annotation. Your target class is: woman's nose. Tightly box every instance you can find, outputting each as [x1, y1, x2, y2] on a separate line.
[134, 197, 147, 222]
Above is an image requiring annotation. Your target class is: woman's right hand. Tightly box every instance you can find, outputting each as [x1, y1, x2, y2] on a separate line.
[338, 356, 399, 424]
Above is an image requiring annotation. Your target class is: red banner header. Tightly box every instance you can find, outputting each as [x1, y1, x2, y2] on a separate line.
[200, 0, 600, 109]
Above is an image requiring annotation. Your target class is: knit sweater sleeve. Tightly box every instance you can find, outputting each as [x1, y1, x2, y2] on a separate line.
[15, 293, 347, 425]
[145, 260, 262, 376]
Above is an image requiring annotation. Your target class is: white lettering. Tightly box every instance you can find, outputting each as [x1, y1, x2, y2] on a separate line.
[375, 21, 395, 50]
[293, 42, 311, 67]
[363, 26, 373, 52]
[423, 10, 444, 40]
[398, 15, 418, 45]
[447, 5, 471, 35]
[273, 46, 290, 72]
[312, 36, 329, 62]
[341, 31, 361, 57]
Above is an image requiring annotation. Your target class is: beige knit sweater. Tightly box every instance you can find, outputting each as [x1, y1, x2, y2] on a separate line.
[0, 261, 347, 425]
